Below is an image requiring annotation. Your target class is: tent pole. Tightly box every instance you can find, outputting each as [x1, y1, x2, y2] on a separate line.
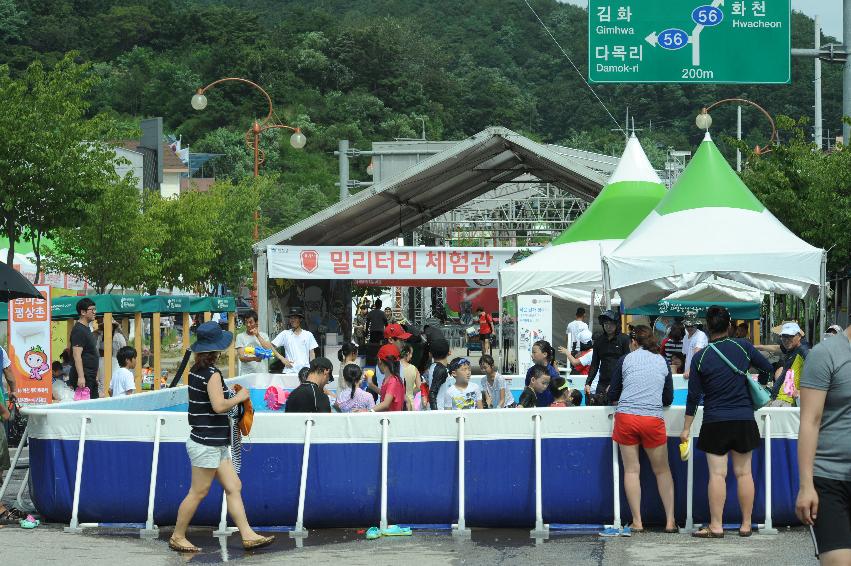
[497, 274, 503, 372]
[589, 290, 595, 335]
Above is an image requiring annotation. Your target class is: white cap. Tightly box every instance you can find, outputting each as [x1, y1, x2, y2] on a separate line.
[780, 322, 802, 336]
[827, 324, 844, 334]
[578, 329, 593, 345]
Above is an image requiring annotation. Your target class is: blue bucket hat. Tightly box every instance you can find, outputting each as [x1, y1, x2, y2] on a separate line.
[190, 321, 233, 353]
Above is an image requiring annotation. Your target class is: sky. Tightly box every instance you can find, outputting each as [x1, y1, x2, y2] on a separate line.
[558, 0, 844, 40]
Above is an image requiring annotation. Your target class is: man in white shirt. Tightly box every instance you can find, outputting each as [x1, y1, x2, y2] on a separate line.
[271, 307, 318, 374]
[236, 310, 289, 374]
[682, 317, 708, 379]
[566, 307, 589, 355]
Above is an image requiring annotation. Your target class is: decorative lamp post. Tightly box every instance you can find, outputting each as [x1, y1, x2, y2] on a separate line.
[695, 98, 777, 155]
[192, 78, 306, 309]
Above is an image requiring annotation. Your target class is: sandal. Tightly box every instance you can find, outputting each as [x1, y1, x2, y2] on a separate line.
[691, 527, 724, 539]
[664, 527, 680, 534]
[242, 535, 275, 550]
[168, 538, 201, 553]
[0, 509, 19, 526]
[738, 529, 753, 537]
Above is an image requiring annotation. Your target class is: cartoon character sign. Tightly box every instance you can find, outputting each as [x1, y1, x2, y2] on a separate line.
[24, 344, 50, 381]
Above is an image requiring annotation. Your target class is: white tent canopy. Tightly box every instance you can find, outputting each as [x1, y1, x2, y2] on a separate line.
[603, 134, 824, 310]
[499, 135, 665, 304]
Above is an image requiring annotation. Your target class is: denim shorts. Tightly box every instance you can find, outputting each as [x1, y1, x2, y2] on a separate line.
[185, 438, 230, 469]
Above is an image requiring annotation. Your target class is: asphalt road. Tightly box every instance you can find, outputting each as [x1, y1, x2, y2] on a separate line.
[1, 524, 817, 565]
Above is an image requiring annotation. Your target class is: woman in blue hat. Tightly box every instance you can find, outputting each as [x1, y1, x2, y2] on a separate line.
[170, 321, 274, 553]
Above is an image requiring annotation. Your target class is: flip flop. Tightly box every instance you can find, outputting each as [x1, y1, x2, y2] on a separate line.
[664, 527, 680, 534]
[168, 538, 201, 553]
[365, 527, 381, 540]
[242, 535, 275, 550]
[380, 525, 412, 536]
[691, 528, 724, 539]
[738, 529, 753, 537]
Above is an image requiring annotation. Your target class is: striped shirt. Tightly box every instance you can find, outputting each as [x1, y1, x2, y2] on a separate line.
[188, 365, 230, 446]
[662, 338, 683, 365]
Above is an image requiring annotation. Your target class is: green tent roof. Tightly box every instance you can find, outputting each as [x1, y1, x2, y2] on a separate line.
[655, 134, 765, 215]
[551, 135, 665, 245]
[34, 294, 236, 321]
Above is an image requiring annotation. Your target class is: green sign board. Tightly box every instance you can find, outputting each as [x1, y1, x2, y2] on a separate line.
[588, 0, 790, 84]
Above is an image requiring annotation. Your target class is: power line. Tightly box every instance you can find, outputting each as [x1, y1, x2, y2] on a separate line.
[522, 0, 626, 137]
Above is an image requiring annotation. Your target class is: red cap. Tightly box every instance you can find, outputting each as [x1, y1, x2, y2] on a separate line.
[383, 323, 412, 340]
[377, 344, 401, 363]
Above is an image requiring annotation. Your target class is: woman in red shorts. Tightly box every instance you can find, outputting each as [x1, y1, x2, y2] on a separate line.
[607, 325, 676, 535]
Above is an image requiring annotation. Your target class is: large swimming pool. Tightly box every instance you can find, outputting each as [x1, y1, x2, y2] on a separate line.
[23, 372, 799, 535]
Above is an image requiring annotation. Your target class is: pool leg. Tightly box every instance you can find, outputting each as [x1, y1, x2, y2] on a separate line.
[0, 422, 29, 503]
[290, 419, 314, 540]
[679, 425, 696, 534]
[529, 414, 549, 540]
[758, 412, 778, 536]
[452, 416, 471, 538]
[605, 411, 622, 532]
[65, 416, 91, 534]
[213, 444, 238, 536]
[379, 417, 389, 532]
[141, 417, 165, 539]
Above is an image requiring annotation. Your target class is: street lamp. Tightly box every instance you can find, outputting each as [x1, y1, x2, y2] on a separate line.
[696, 98, 777, 155]
[192, 77, 306, 308]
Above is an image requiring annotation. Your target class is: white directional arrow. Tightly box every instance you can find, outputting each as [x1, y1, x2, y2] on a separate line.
[645, 31, 659, 47]
[691, 0, 725, 66]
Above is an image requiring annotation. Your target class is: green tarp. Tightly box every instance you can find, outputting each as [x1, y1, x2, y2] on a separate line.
[625, 301, 762, 320]
[0, 294, 237, 321]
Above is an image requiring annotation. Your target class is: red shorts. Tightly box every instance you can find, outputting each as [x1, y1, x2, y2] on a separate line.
[612, 413, 667, 449]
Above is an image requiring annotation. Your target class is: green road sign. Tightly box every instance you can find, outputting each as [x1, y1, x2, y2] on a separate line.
[588, 0, 790, 84]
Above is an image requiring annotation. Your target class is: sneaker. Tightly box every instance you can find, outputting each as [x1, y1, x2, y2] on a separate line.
[598, 527, 621, 537]
[620, 526, 632, 537]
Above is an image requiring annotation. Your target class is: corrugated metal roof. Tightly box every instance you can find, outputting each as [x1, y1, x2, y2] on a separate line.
[255, 127, 608, 251]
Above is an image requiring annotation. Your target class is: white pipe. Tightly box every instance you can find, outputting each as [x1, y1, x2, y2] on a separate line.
[611, 413, 621, 530]
[142, 417, 165, 537]
[64, 416, 91, 533]
[530, 413, 548, 538]
[292, 419, 315, 537]
[453, 416, 470, 535]
[0, 423, 28, 502]
[15, 468, 29, 511]
[380, 417, 389, 531]
[497, 274, 504, 372]
[760, 413, 778, 534]
[681, 414, 696, 533]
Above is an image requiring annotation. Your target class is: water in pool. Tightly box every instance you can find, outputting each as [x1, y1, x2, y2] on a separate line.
[160, 388, 288, 413]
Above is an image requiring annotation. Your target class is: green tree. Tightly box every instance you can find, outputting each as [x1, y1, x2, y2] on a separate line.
[0, 54, 119, 278]
[45, 179, 164, 293]
[741, 116, 851, 274]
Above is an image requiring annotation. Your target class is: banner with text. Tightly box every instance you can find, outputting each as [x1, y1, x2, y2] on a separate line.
[8, 285, 52, 405]
[267, 246, 529, 287]
[517, 295, 553, 377]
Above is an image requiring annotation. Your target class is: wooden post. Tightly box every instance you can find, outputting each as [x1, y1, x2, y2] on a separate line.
[134, 313, 143, 392]
[121, 318, 130, 341]
[182, 312, 191, 385]
[104, 312, 114, 396]
[228, 312, 236, 379]
[753, 319, 762, 346]
[153, 312, 161, 390]
[203, 311, 212, 322]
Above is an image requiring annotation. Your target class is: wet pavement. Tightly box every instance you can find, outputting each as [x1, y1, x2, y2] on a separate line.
[1, 523, 817, 565]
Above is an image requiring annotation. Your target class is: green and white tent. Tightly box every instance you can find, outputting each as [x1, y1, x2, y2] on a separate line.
[603, 133, 824, 308]
[500, 134, 665, 304]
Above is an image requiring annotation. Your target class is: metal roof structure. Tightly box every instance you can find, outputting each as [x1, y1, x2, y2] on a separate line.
[254, 127, 609, 251]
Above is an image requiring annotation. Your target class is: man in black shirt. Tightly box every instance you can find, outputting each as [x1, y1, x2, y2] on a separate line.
[366, 299, 388, 344]
[285, 357, 334, 413]
[586, 310, 631, 406]
[70, 298, 100, 399]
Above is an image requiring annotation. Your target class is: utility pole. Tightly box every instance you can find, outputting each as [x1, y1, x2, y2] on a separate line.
[815, 15, 823, 150]
[791, 1, 850, 145]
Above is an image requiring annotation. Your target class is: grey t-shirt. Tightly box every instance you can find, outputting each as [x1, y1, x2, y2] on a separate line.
[800, 331, 851, 481]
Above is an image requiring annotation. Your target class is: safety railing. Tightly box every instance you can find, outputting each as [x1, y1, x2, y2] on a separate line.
[52, 407, 792, 539]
